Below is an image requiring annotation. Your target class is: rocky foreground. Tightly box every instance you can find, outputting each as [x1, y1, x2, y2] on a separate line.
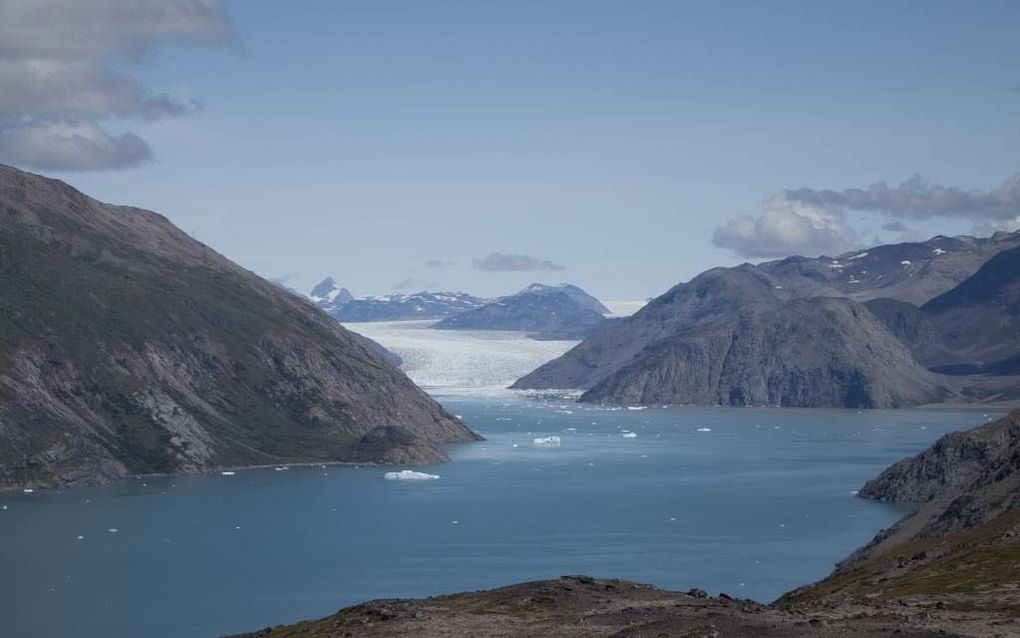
[230, 410, 1020, 637]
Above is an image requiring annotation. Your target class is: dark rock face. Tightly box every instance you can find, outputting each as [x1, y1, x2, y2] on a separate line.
[328, 291, 488, 322]
[514, 266, 948, 407]
[919, 244, 1020, 371]
[0, 164, 479, 490]
[433, 287, 608, 340]
[859, 410, 1020, 504]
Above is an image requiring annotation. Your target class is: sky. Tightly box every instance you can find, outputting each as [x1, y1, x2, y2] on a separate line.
[1, 1, 1019, 301]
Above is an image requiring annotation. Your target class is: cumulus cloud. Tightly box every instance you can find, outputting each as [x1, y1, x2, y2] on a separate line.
[0, 0, 231, 171]
[714, 172, 1020, 258]
[472, 252, 566, 272]
[712, 194, 858, 258]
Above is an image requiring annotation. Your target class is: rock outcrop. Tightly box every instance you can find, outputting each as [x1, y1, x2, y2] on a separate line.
[0, 164, 480, 490]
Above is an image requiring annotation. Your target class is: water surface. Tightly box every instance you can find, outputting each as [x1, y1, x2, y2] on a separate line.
[0, 396, 997, 638]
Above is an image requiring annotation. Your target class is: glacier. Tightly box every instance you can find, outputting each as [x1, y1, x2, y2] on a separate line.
[341, 319, 579, 396]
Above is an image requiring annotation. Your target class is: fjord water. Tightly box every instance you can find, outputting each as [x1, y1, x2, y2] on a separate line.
[0, 395, 995, 638]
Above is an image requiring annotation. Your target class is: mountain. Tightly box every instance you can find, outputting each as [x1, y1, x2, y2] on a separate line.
[920, 244, 1020, 372]
[516, 282, 611, 314]
[513, 266, 948, 407]
[782, 409, 1020, 618]
[327, 291, 488, 322]
[433, 284, 609, 340]
[514, 232, 1019, 407]
[232, 411, 1020, 636]
[309, 276, 354, 305]
[757, 231, 1020, 305]
[0, 164, 479, 490]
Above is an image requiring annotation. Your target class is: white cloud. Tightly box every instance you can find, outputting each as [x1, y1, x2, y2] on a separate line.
[0, 0, 231, 171]
[714, 172, 1020, 258]
[712, 193, 857, 258]
[0, 121, 151, 171]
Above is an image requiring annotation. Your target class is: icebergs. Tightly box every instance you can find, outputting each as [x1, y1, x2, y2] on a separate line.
[696, 427, 712, 433]
[220, 471, 236, 476]
[627, 406, 647, 411]
[384, 470, 440, 481]
[533, 435, 561, 447]
[620, 430, 637, 439]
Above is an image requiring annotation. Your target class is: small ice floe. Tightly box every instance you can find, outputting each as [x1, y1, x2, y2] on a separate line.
[1, 505, 7, 510]
[627, 406, 647, 411]
[234, 526, 242, 530]
[696, 427, 712, 433]
[901, 260, 911, 266]
[274, 466, 289, 471]
[220, 471, 236, 476]
[451, 520, 459, 525]
[620, 430, 637, 439]
[566, 427, 577, 432]
[559, 409, 573, 415]
[933, 247, 946, 255]
[384, 470, 440, 481]
[848, 251, 869, 260]
[670, 517, 676, 521]
[850, 490, 859, 495]
[512, 443, 519, 448]
[108, 528, 119, 533]
[533, 435, 561, 447]
[23, 488, 34, 493]
[76, 535, 84, 541]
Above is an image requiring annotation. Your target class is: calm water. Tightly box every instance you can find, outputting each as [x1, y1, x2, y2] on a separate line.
[0, 396, 997, 638]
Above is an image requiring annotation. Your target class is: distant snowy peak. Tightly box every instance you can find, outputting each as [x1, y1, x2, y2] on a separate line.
[328, 290, 489, 322]
[309, 277, 354, 304]
[516, 283, 611, 315]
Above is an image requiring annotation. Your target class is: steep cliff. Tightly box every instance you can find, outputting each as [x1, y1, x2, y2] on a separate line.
[0, 164, 479, 489]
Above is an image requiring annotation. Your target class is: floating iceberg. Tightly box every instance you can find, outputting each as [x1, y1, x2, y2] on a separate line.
[627, 406, 647, 411]
[220, 471, 236, 476]
[533, 435, 561, 447]
[384, 470, 440, 481]
[621, 431, 637, 438]
[696, 427, 712, 432]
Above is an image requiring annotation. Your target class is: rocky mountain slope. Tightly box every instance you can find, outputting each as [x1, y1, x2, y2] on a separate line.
[513, 265, 951, 407]
[0, 164, 479, 490]
[781, 409, 1020, 624]
[233, 411, 1020, 638]
[920, 244, 1020, 372]
[433, 284, 609, 340]
[757, 232, 1020, 305]
[514, 232, 1019, 407]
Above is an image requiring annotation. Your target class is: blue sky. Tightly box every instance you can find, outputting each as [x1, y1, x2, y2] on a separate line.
[5, 1, 1020, 300]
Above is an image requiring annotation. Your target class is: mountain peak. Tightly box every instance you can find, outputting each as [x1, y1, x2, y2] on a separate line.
[310, 277, 354, 304]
